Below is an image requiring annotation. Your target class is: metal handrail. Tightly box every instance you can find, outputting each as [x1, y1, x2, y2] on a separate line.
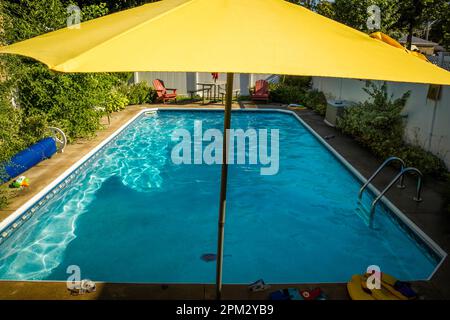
[358, 156, 406, 200]
[48, 127, 67, 153]
[368, 167, 423, 227]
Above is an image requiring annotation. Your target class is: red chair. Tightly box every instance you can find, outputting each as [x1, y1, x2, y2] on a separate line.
[153, 79, 177, 104]
[250, 80, 270, 103]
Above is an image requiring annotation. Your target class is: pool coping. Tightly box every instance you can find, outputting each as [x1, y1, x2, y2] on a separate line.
[0, 107, 447, 283]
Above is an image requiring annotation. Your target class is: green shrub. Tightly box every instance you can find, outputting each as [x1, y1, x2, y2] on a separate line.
[338, 81, 447, 177]
[1, 0, 130, 143]
[0, 92, 26, 164]
[0, 88, 46, 209]
[282, 76, 312, 90]
[397, 145, 447, 176]
[270, 83, 306, 104]
[338, 81, 408, 154]
[13, 63, 121, 141]
[0, 0, 142, 207]
[105, 90, 129, 113]
[303, 90, 328, 116]
[81, 2, 109, 21]
[122, 81, 156, 105]
[269, 77, 327, 115]
[270, 76, 312, 105]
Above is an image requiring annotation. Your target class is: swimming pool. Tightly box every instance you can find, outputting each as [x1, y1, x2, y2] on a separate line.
[0, 109, 445, 284]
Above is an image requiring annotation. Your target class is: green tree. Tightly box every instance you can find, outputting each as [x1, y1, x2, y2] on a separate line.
[425, 1, 450, 50]
[2, 0, 66, 44]
[286, 0, 319, 10]
[318, 0, 400, 36]
[316, 0, 448, 46]
[80, 2, 109, 21]
[316, 0, 334, 19]
[71, 0, 159, 13]
[393, 0, 445, 49]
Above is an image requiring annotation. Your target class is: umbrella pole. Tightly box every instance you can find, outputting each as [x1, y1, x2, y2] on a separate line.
[216, 72, 234, 300]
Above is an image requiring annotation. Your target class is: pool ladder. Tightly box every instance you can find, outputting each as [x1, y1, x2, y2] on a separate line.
[358, 157, 423, 227]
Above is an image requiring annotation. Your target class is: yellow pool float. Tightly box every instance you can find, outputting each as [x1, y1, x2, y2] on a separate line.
[347, 273, 416, 300]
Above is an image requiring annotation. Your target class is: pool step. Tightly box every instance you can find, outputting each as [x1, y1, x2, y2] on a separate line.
[358, 156, 423, 227]
[356, 201, 372, 227]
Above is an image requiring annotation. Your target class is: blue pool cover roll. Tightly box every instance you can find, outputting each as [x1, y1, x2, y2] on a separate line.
[2, 137, 57, 183]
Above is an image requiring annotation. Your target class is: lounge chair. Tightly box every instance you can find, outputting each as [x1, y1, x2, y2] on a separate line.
[250, 80, 270, 103]
[153, 79, 177, 104]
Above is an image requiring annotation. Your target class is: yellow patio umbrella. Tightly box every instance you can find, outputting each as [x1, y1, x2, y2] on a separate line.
[1, 0, 450, 84]
[1, 0, 450, 300]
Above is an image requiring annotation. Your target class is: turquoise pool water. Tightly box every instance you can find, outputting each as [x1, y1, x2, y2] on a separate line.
[0, 110, 439, 283]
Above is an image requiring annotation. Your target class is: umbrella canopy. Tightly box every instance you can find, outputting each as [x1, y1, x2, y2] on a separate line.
[1, 0, 450, 85]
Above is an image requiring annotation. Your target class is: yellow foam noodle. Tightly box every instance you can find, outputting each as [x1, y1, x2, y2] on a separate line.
[361, 274, 408, 300]
[347, 275, 376, 300]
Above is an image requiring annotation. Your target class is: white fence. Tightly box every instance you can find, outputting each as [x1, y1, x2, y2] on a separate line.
[312, 77, 450, 169]
[134, 72, 271, 96]
[427, 52, 450, 71]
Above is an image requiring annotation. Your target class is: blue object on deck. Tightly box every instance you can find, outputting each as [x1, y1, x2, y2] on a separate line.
[270, 288, 303, 301]
[1, 137, 57, 183]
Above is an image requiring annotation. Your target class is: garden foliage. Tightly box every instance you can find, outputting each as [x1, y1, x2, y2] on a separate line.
[120, 81, 157, 105]
[337, 82, 447, 176]
[0, 1, 155, 209]
[270, 76, 327, 115]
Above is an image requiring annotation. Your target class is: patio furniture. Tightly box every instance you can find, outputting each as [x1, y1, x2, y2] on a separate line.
[197, 81, 225, 103]
[250, 80, 270, 103]
[153, 79, 177, 104]
[188, 87, 212, 104]
[218, 86, 240, 104]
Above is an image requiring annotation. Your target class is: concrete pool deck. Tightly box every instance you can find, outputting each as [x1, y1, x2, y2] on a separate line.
[0, 102, 448, 300]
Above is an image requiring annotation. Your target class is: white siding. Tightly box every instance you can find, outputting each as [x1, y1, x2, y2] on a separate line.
[135, 72, 271, 96]
[137, 72, 189, 94]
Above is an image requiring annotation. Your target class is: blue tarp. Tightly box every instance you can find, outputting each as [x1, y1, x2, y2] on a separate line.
[1, 137, 57, 183]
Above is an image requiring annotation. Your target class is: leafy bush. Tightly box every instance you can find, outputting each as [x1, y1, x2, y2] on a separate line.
[1, 0, 66, 44]
[303, 90, 328, 116]
[81, 2, 109, 21]
[0, 88, 42, 209]
[105, 90, 129, 113]
[0, 91, 25, 164]
[121, 81, 156, 105]
[397, 145, 447, 176]
[13, 63, 122, 141]
[269, 76, 312, 105]
[338, 81, 447, 177]
[0, 0, 140, 208]
[269, 76, 327, 115]
[1, 0, 130, 142]
[338, 82, 408, 155]
[282, 76, 312, 90]
[270, 83, 305, 105]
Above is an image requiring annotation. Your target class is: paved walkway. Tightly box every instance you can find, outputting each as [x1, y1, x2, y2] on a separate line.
[0, 102, 448, 300]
